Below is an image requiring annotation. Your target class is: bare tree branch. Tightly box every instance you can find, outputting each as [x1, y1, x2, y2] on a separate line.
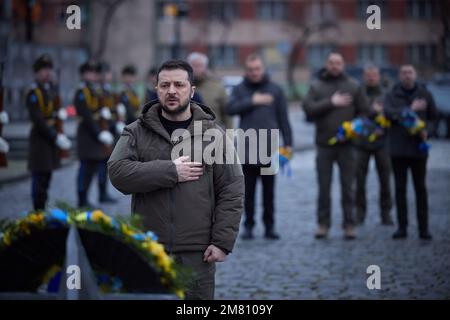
[92, 0, 127, 60]
[286, 21, 337, 102]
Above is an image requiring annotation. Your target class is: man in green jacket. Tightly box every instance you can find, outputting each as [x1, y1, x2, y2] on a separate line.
[303, 52, 369, 240]
[108, 60, 244, 300]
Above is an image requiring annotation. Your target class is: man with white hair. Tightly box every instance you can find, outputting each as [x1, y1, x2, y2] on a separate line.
[187, 52, 231, 129]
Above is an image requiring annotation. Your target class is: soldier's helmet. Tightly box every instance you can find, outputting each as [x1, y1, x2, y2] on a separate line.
[33, 54, 54, 72]
[98, 61, 111, 74]
[121, 64, 137, 76]
[79, 60, 100, 75]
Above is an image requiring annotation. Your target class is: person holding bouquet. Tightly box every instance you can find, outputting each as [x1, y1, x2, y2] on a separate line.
[384, 64, 437, 240]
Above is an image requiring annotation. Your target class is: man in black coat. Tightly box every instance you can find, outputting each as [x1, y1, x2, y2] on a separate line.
[384, 64, 437, 240]
[226, 54, 292, 240]
[74, 61, 115, 207]
[26, 54, 71, 210]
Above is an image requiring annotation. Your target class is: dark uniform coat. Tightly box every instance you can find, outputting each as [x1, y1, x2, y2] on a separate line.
[26, 82, 61, 172]
[74, 82, 105, 160]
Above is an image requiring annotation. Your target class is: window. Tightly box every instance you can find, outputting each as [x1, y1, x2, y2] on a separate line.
[157, 45, 187, 64]
[306, 44, 336, 68]
[358, 44, 387, 65]
[256, 1, 287, 20]
[407, 44, 437, 66]
[309, 1, 335, 21]
[156, 0, 188, 20]
[407, 0, 436, 19]
[209, 1, 237, 21]
[357, 0, 388, 20]
[208, 45, 238, 68]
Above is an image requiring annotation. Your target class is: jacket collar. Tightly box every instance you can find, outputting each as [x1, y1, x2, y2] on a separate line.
[243, 73, 270, 89]
[139, 100, 217, 143]
[318, 68, 347, 81]
[392, 82, 421, 97]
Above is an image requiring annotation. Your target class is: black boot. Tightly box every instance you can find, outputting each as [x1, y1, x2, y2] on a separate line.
[381, 211, 394, 226]
[419, 230, 432, 240]
[99, 184, 117, 204]
[99, 193, 117, 204]
[78, 192, 94, 209]
[264, 228, 280, 240]
[392, 228, 407, 239]
[241, 227, 254, 240]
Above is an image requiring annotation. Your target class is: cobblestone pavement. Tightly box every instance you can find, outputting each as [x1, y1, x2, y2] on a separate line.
[215, 139, 450, 299]
[0, 138, 449, 299]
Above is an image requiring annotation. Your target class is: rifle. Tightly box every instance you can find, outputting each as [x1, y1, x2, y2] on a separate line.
[54, 67, 69, 159]
[0, 61, 7, 167]
[98, 86, 113, 157]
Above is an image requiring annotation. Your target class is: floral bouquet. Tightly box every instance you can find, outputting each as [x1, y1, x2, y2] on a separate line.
[328, 118, 365, 145]
[329, 115, 391, 145]
[399, 108, 430, 154]
[278, 146, 293, 176]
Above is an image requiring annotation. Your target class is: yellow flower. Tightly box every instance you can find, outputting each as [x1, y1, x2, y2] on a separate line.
[175, 289, 185, 299]
[121, 224, 134, 237]
[2, 231, 11, 246]
[157, 254, 172, 272]
[75, 212, 88, 222]
[18, 221, 31, 235]
[91, 210, 105, 222]
[148, 241, 165, 255]
[342, 122, 354, 138]
[28, 213, 45, 224]
[375, 114, 391, 128]
[100, 214, 112, 226]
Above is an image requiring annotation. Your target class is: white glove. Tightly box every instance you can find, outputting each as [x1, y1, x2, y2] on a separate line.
[0, 136, 10, 153]
[56, 134, 72, 150]
[0, 111, 9, 125]
[57, 108, 68, 121]
[116, 103, 127, 117]
[115, 121, 126, 135]
[100, 107, 112, 120]
[98, 130, 114, 146]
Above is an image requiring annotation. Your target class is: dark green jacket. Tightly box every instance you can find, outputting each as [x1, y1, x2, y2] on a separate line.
[108, 101, 244, 254]
[303, 69, 369, 147]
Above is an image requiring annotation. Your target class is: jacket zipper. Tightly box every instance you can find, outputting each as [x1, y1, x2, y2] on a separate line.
[167, 139, 180, 254]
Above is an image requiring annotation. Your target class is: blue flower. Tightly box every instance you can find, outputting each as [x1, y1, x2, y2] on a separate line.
[146, 231, 158, 241]
[47, 209, 69, 224]
[131, 233, 146, 241]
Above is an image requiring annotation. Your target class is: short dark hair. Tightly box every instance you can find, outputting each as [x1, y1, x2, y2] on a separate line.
[122, 64, 137, 76]
[147, 66, 158, 77]
[79, 60, 99, 75]
[156, 59, 194, 85]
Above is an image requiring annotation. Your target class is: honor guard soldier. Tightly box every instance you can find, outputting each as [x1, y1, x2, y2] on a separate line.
[119, 65, 140, 124]
[74, 61, 115, 208]
[26, 54, 72, 210]
[0, 60, 10, 167]
[96, 61, 118, 203]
